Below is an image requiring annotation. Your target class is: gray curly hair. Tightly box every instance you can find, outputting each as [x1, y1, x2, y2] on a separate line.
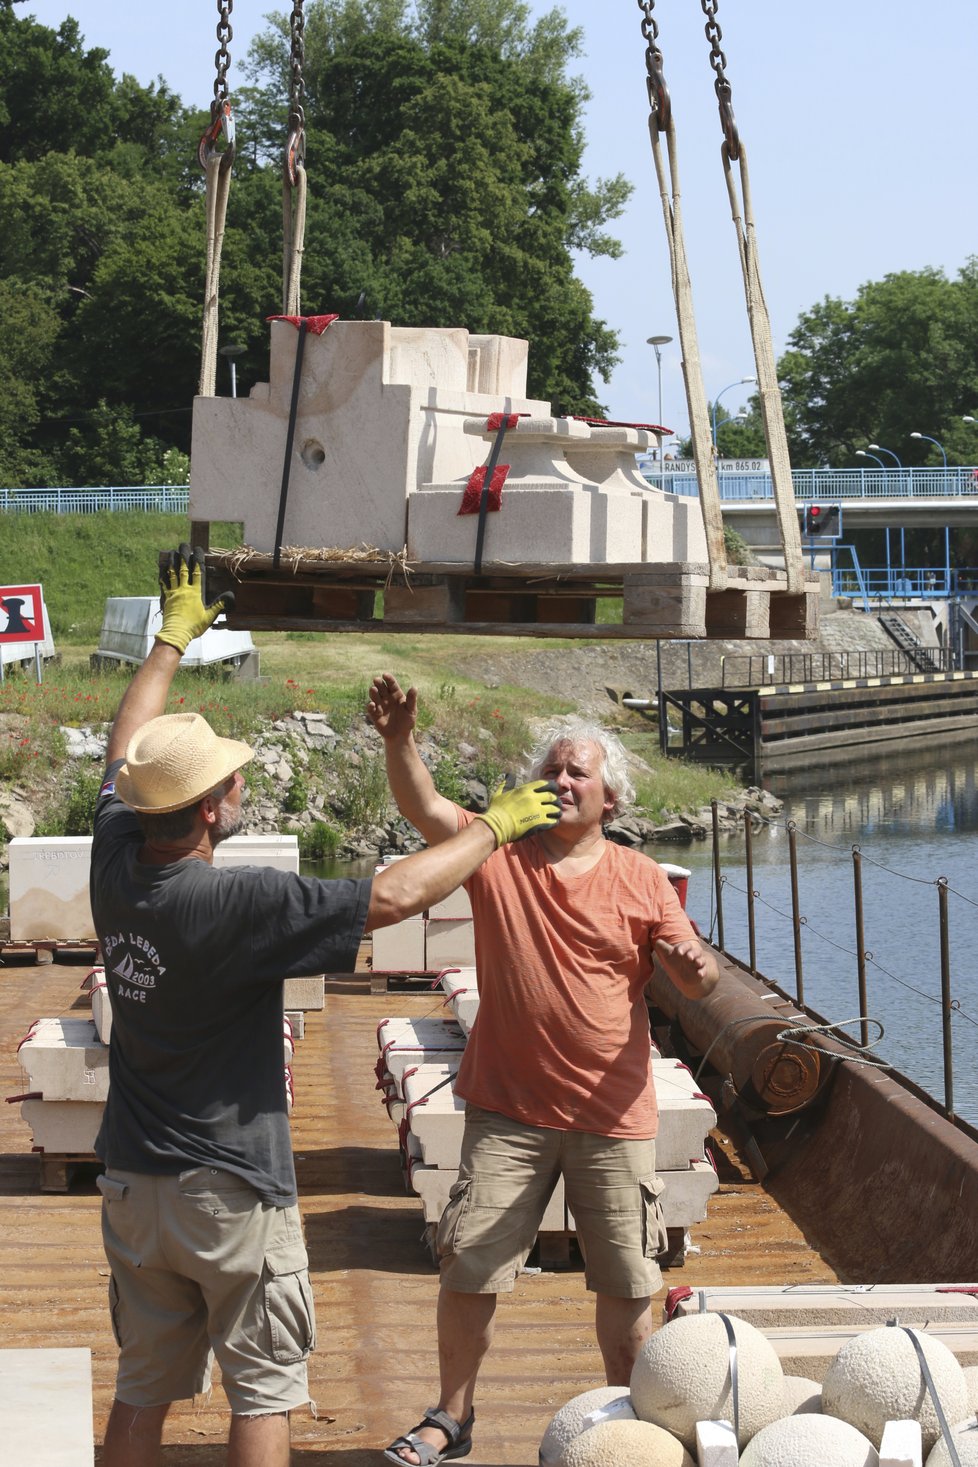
[523, 717, 635, 822]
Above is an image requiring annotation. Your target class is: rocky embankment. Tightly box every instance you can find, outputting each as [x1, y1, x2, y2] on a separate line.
[0, 711, 782, 869]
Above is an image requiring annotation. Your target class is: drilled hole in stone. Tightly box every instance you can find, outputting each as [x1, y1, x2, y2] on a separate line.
[301, 440, 326, 469]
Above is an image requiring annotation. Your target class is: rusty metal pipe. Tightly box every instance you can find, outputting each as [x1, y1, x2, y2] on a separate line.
[649, 959, 823, 1115]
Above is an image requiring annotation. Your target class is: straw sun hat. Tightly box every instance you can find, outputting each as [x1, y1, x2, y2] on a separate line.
[115, 713, 254, 814]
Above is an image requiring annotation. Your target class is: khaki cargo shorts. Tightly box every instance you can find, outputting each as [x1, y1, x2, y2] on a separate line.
[436, 1104, 668, 1298]
[98, 1167, 315, 1415]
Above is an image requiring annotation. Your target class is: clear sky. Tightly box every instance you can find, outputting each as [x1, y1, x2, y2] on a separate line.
[16, 1, 978, 443]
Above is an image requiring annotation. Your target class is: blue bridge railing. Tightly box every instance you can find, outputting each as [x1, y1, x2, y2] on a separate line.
[0, 486, 189, 513]
[641, 465, 978, 500]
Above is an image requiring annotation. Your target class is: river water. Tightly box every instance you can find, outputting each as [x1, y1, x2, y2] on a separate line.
[673, 743, 978, 1127]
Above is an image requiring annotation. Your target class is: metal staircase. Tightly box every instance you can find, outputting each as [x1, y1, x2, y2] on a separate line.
[878, 610, 943, 671]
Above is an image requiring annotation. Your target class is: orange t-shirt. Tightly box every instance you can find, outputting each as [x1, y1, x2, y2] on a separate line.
[453, 813, 697, 1139]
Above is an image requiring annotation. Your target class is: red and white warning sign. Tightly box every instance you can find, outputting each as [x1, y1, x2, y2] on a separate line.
[0, 584, 45, 644]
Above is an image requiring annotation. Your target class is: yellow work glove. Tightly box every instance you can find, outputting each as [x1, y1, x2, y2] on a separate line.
[156, 543, 234, 654]
[475, 778, 562, 848]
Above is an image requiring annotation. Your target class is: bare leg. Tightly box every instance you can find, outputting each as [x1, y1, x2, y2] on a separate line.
[227, 1410, 290, 1467]
[594, 1294, 652, 1385]
[390, 1288, 496, 1463]
[102, 1400, 170, 1467]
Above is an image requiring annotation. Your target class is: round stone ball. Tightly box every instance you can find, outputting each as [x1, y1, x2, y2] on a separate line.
[557, 1418, 693, 1467]
[740, 1414, 879, 1466]
[925, 1416, 978, 1467]
[783, 1374, 822, 1414]
[822, 1326, 968, 1452]
[539, 1387, 636, 1465]
[630, 1312, 785, 1450]
[964, 1366, 978, 1414]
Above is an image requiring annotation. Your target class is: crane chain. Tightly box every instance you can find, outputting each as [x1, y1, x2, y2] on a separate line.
[636, 0, 671, 133]
[286, 0, 307, 183]
[700, 0, 740, 160]
[213, 0, 233, 109]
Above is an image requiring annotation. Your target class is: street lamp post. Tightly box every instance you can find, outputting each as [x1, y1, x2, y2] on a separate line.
[218, 343, 246, 398]
[911, 432, 950, 588]
[856, 449, 885, 469]
[646, 336, 672, 450]
[868, 442, 903, 467]
[711, 376, 757, 446]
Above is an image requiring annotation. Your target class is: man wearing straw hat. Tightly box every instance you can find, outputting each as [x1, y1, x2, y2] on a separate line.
[90, 546, 561, 1467]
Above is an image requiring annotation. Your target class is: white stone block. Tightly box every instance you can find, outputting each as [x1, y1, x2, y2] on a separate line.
[428, 886, 472, 920]
[96, 596, 254, 668]
[90, 970, 111, 1045]
[8, 837, 96, 941]
[653, 1058, 717, 1170]
[695, 1418, 739, 1467]
[281, 974, 324, 1011]
[22, 1099, 103, 1154]
[667, 1285, 978, 1329]
[17, 1017, 109, 1102]
[0, 1347, 94, 1466]
[190, 320, 548, 555]
[376, 1017, 466, 1094]
[425, 918, 476, 969]
[8, 834, 299, 942]
[372, 916, 426, 972]
[879, 1419, 922, 1467]
[285, 1009, 305, 1040]
[403, 1064, 465, 1168]
[214, 834, 299, 873]
[658, 1159, 719, 1226]
[439, 967, 480, 1036]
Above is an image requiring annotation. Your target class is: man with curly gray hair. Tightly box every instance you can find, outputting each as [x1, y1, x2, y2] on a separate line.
[368, 674, 719, 1467]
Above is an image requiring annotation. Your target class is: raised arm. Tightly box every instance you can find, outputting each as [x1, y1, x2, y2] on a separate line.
[652, 936, 720, 1001]
[104, 545, 232, 766]
[366, 673, 458, 845]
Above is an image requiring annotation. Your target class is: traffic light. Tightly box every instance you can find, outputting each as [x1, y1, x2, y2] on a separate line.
[803, 504, 841, 536]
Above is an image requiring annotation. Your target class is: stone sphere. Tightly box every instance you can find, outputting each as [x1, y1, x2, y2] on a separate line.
[557, 1418, 692, 1467]
[539, 1387, 636, 1465]
[740, 1414, 878, 1466]
[823, 1326, 968, 1452]
[965, 1366, 978, 1414]
[925, 1416, 978, 1467]
[630, 1312, 785, 1450]
[782, 1374, 822, 1414]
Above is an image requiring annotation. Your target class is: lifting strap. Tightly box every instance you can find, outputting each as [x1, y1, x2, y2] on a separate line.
[198, 1, 235, 398]
[700, 1, 805, 594]
[282, 1, 307, 315]
[637, 1, 728, 591]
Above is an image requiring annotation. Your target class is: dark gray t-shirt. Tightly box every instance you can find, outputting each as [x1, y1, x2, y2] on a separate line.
[90, 765, 371, 1206]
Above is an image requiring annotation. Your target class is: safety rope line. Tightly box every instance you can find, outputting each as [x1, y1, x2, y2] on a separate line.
[897, 1326, 962, 1467]
[700, 0, 805, 593]
[636, 1, 728, 590]
[198, 0, 235, 398]
[282, 0, 307, 315]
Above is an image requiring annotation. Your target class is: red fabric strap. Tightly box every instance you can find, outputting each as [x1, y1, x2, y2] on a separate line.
[266, 313, 339, 336]
[665, 1286, 693, 1320]
[572, 415, 666, 430]
[458, 464, 509, 516]
[487, 412, 520, 431]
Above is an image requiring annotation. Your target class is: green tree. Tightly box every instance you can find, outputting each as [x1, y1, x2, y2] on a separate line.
[779, 261, 978, 466]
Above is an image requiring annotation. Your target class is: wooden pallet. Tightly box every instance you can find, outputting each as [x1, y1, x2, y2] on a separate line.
[198, 547, 819, 641]
[0, 940, 99, 966]
[35, 1150, 103, 1193]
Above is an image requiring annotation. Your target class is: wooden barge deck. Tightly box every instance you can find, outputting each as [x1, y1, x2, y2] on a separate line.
[0, 952, 838, 1464]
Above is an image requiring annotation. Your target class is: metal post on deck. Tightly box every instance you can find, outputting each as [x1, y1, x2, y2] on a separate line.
[743, 809, 757, 974]
[711, 801, 725, 951]
[853, 850, 869, 1048]
[788, 822, 804, 1004]
[938, 878, 955, 1119]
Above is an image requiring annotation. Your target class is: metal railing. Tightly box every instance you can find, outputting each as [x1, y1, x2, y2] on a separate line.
[720, 647, 951, 687]
[642, 466, 978, 501]
[0, 486, 189, 514]
[831, 565, 978, 599]
[709, 802, 970, 1130]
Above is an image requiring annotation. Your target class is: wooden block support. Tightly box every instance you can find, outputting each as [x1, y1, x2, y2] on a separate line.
[384, 581, 466, 624]
[768, 589, 819, 639]
[705, 588, 771, 639]
[622, 569, 708, 637]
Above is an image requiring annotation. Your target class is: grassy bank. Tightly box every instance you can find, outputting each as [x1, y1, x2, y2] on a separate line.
[0, 513, 739, 837]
